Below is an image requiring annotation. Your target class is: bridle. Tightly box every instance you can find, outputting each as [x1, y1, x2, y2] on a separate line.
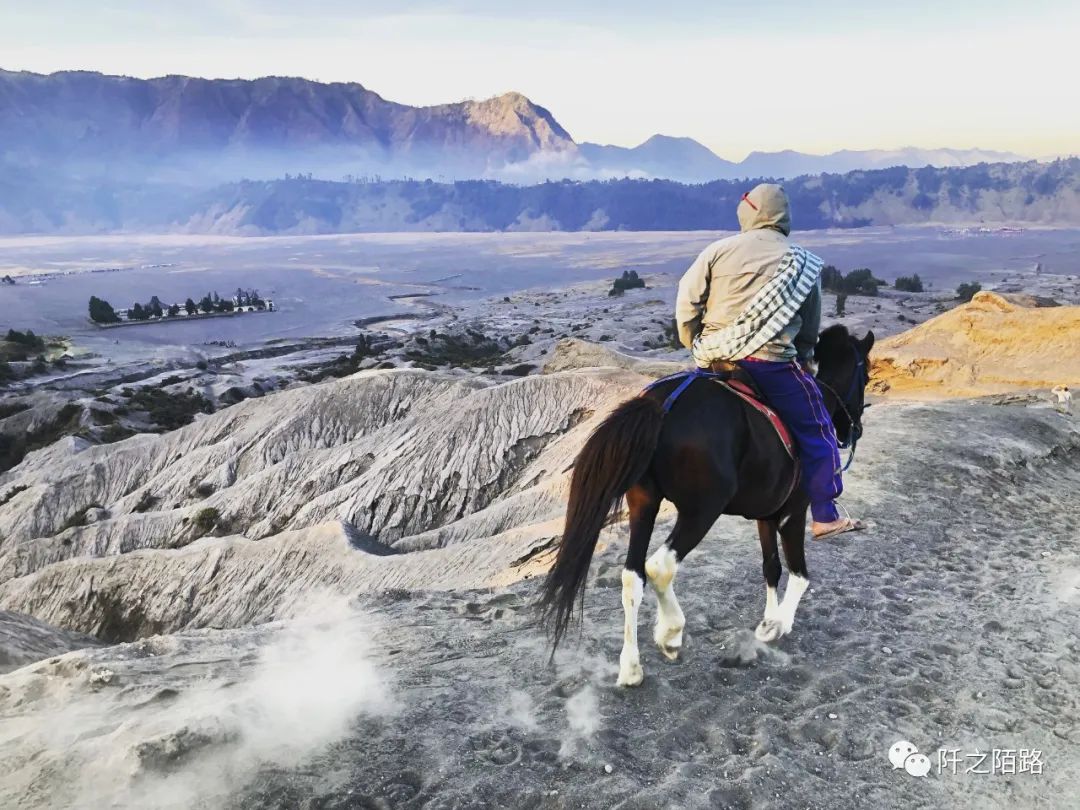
[814, 347, 868, 472]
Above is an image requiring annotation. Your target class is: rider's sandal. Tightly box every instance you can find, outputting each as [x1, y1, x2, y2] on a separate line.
[813, 517, 866, 540]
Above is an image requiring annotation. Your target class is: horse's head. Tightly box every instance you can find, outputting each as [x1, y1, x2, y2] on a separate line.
[814, 325, 874, 448]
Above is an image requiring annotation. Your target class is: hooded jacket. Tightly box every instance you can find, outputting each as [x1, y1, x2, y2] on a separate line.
[675, 183, 821, 363]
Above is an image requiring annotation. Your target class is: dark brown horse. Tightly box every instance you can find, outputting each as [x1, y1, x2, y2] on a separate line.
[540, 325, 874, 686]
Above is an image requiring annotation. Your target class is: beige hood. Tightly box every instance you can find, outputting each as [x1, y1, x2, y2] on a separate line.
[736, 182, 791, 236]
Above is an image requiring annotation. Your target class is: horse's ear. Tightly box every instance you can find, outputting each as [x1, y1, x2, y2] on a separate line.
[858, 330, 876, 355]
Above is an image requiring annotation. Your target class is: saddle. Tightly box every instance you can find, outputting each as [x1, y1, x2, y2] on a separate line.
[710, 362, 797, 461]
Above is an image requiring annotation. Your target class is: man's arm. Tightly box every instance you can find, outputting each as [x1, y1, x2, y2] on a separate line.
[794, 280, 822, 364]
[675, 246, 714, 350]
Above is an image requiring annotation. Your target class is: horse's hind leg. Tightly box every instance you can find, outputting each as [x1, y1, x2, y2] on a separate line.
[618, 480, 660, 687]
[646, 504, 721, 661]
[754, 519, 784, 642]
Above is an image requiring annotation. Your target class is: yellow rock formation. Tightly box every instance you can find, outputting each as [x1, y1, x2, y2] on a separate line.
[872, 291, 1080, 397]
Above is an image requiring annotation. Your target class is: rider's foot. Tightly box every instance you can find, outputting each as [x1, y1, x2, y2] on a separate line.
[812, 517, 866, 540]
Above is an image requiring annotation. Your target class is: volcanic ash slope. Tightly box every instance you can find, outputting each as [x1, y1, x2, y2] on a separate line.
[0, 366, 653, 637]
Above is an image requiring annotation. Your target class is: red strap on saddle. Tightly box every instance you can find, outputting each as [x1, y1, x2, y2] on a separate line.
[720, 380, 797, 460]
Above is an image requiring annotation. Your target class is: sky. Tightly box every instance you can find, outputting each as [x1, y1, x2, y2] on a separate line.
[2, 0, 1078, 160]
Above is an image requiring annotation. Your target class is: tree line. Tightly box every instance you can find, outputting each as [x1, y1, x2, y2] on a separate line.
[820, 266, 982, 317]
[89, 289, 270, 323]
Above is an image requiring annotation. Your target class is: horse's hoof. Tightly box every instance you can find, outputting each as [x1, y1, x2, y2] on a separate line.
[616, 661, 644, 687]
[755, 619, 784, 643]
[654, 625, 684, 660]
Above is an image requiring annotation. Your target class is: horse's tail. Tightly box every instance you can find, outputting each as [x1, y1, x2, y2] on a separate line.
[539, 395, 665, 652]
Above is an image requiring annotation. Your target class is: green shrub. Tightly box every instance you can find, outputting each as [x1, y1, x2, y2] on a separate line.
[4, 329, 45, 350]
[60, 505, 103, 532]
[193, 507, 220, 533]
[501, 363, 536, 376]
[956, 281, 982, 302]
[125, 388, 213, 431]
[894, 274, 924, 293]
[821, 265, 843, 290]
[88, 296, 121, 323]
[822, 267, 885, 296]
[609, 270, 645, 296]
[0, 401, 30, 420]
[100, 424, 134, 444]
[0, 403, 83, 473]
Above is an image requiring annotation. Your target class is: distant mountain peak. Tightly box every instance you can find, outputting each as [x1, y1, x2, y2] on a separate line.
[490, 90, 530, 105]
[460, 91, 573, 149]
[640, 134, 699, 145]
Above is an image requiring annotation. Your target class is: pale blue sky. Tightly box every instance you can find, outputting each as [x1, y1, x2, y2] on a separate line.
[2, 1, 1077, 158]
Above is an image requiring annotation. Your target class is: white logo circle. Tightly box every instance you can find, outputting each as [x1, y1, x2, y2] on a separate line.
[889, 740, 918, 770]
[904, 753, 932, 777]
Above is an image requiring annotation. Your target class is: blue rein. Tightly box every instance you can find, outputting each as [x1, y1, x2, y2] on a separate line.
[815, 353, 867, 471]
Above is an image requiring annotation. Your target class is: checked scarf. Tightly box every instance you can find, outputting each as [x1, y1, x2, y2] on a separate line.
[691, 244, 824, 367]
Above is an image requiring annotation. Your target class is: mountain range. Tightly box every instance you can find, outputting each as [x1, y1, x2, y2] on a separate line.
[0, 69, 1067, 235]
[0, 69, 1030, 184]
[578, 137, 1027, 184]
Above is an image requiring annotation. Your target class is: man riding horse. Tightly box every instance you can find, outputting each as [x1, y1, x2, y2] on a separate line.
[541, 183, 874, 686]
[676, 182, 863, 541]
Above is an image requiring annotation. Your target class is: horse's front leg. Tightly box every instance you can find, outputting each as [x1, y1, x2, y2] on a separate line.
[775, 507, 811, 636]
[754, 518, 785, 641]
[757, 508, 811, 641]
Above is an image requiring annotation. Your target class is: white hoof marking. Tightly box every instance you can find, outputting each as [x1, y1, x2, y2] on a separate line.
[617, 655, 644, 687]
[617, 570, 645, 687]
[754, 617, 792, 643]
[754, 575, 809, 642]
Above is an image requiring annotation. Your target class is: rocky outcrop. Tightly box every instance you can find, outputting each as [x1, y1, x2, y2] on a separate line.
[872, 291, 1080, 397]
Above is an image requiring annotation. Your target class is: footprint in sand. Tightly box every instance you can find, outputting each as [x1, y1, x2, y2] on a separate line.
[468, 729, 522, 766]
